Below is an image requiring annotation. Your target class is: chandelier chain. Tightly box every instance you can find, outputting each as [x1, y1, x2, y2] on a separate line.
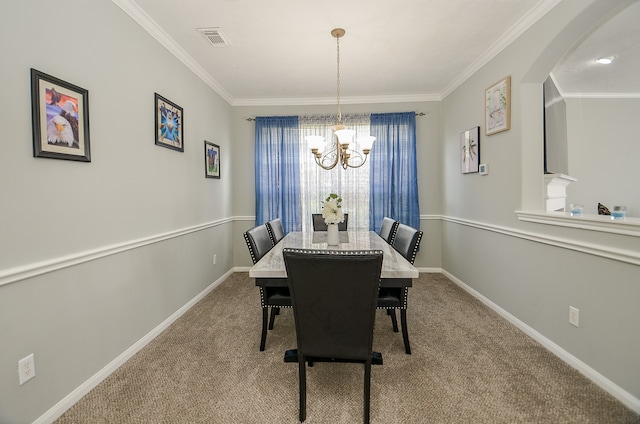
[336, 34, 341, 124]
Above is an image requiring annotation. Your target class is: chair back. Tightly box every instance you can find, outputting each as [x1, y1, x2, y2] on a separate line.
[391, 223, 423, 265]
[379, 217, 399, 244]
[265, 218, 285, 245]
[312, 213, 349, 231]
[244, 224, 274, 264]
[283, 249, 383, 361]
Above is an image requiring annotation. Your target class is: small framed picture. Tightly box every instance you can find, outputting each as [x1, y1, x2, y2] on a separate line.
[204, 141, 220, 179]
[31, 69, 91, 162]
[155, 93, 183, 152]
[485, 76, 511, 135]
[479, 163, 488, 175]
[461, 126, 480, 174]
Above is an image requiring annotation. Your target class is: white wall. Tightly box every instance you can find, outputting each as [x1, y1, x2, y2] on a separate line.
[0, 1, 233, 422]
[440, 0, 640, 409]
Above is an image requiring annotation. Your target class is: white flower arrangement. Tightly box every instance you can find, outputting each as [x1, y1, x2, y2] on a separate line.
[322, 193, 344, 225]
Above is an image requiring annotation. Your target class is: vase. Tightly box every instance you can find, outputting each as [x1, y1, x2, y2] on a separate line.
[326, 223, 339, 245]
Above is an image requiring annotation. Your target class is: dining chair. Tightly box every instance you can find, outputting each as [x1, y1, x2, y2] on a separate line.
[379, 217, 399, 245]
[243, 224, 291, 351]
[378, 223, 423, 354]
[265, 218, 285, 245]
[282, 248, 384, 424]
[311, 213, 348, 231]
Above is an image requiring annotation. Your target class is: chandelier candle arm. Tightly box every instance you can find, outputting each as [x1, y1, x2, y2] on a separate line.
[305, 28, 375, 170]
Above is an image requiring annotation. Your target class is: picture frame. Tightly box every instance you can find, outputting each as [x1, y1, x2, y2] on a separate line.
[461, 126, 480, 174]
[204, 141, 220, 179]
[485, 76, 511, 135]
[479, 163, 488, 175]
[31, 69, 91, 162]
[154, 93, 184, 152]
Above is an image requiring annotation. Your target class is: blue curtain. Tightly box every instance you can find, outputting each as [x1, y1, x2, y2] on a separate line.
[255, 116, 301, 232]
[369, 112, 420, 231]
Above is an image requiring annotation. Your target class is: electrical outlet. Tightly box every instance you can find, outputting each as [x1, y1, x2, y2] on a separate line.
[18, 353, 36, 385]
[569, 306, 579, 327]
[213, 254, 217, 265]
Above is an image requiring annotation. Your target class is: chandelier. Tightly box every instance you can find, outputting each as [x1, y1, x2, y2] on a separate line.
[307, 28, 375, 170]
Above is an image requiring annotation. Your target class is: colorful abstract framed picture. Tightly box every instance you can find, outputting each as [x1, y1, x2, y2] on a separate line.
[31, 69, 91, 162]
[485, 76, 511, 135]
[204, 141, 220, 179]
[154, 93, 184, 152]
[461, 126, 480, 174]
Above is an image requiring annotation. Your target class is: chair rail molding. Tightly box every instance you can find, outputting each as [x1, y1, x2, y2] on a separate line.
[516, 210, 640, 237]
[0, 218, 233, 288]
[444, 214, 640, 266]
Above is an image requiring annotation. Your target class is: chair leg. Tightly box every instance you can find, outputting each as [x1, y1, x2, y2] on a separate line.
[299, 359, 307, 422]
[268, 307, 277, 330]
[364, 360, 372, 424]
[387, 308, 399, 332]
[260, 308, 268, 351]
[400, 309, 411, 354]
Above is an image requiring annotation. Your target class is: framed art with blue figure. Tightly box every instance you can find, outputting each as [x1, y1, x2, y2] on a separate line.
[154, 93, 184, 152]
[204, 140, 220, 179]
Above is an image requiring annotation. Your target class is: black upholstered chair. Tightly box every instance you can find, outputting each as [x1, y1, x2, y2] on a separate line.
[265, 218, 285, 245]
[378, 223, 423, 354]
[283, 248, 383, 424]
[312, 213, 348, 231]
[379, 217, 399, 245]
[244, 224, 291, 351]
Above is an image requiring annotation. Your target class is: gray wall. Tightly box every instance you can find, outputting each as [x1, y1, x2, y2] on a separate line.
[0, 1, 233, 423]
[440, 0, 639, 406]
[565, 97, 640, 216]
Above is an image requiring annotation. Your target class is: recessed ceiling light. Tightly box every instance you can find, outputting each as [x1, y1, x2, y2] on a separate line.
[595, 57, 614, 64]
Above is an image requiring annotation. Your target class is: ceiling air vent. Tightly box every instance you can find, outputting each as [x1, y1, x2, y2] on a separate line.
[197, 27, 230, 47]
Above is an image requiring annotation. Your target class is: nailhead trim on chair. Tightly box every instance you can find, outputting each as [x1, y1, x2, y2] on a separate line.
[284, 248, 383, 256]
[388, 222, 399, 245]
[259, 287, 293, 308]
[375, 288, 408, 310]
[408, 231, 423, 265]
[243, 232, 259, 265]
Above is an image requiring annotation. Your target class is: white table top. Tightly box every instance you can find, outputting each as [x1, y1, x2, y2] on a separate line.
[249, 231, 419, 279]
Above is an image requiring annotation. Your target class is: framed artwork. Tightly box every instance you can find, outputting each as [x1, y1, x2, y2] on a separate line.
[154, 93, 183, 152]
[485, 76, 511, 135]
[461, 126, 480, 174]
[204, 141, 220, 179]
[31, 69, 91, 162]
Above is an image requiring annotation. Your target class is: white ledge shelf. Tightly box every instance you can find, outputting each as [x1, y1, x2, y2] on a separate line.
[515, 210, 640, 237]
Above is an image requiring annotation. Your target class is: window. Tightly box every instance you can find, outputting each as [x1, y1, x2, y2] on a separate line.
[298, 115, 372, 232]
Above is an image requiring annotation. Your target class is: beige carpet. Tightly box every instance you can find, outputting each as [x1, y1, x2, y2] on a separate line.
[55, 273, 639, 423]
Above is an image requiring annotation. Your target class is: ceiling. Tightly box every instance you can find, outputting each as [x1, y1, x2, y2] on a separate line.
[114, 0, 638, 106]
[550, 0, 640, 97]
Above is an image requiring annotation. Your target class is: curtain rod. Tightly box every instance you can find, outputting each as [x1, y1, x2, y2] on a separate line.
[246, 112, 425, 121]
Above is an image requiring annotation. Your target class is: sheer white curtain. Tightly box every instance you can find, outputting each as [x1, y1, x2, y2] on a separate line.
[298, 114, 371, 232]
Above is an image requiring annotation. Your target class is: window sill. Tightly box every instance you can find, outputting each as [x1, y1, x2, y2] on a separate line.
[515, 210, 640, 237]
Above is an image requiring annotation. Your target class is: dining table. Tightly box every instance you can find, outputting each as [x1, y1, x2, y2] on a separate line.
[249, 230, 419, 281]
[249, 230, 419, 361]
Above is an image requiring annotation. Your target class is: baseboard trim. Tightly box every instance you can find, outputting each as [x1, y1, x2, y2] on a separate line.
[441, 269, 640, 414]
[34, 268, 235, 424]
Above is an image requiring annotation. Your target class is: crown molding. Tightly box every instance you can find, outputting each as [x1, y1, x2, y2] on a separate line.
[440, 0, 562, 98]
[112, 0, 234, 104]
